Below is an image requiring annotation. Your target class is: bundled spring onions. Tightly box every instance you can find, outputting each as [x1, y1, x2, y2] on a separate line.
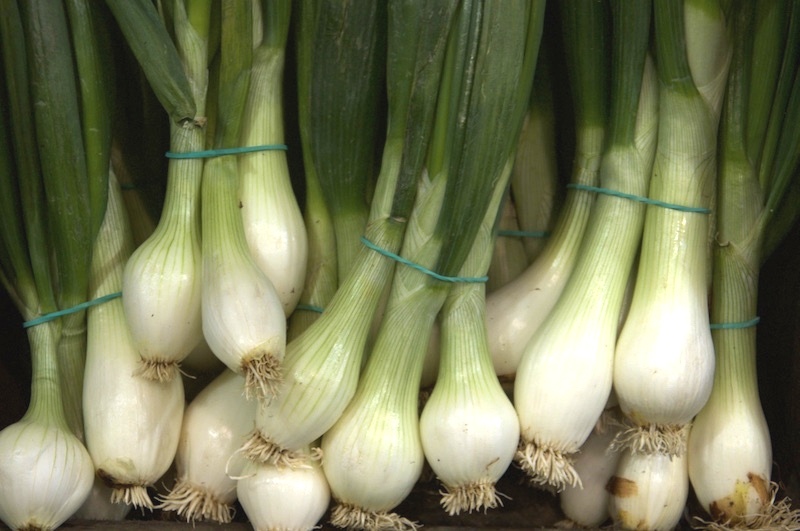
[514, 0, 657, 491]
[0, 0, 104, 526]
[1, 1, 800, 530]
[687, 0, 800, 527]
[238, 0, 457, 468]
[322, 2, 542, 528]
[612, 0, 730, 456]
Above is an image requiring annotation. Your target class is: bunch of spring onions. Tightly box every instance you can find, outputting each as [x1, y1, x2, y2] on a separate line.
[0, 0, 108, 528]
[2, 1, 800, 530]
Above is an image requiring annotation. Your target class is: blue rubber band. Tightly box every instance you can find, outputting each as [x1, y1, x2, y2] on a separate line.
[23, 292, 123, 328]
[360, 236, 488, 284]
[165, 144, 288, 159]
[497, 229, 551, 238]
[295, 304, 324, 314]
[710, 317, 760, 330]
[567, 183, 712, 214]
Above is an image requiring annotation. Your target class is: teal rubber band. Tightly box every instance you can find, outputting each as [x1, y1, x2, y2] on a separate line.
[497, 229, 551, 238]
[360, 236, 488, 284]
[23, 291, 123, 328]
[295, 304, 324, 314]
[567, 183, 712, 214]
[119, 183, 137, 190]
[710, 317, 760, 330]
[165, 144, 288, 159]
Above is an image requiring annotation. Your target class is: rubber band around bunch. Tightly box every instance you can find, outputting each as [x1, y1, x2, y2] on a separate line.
[710, 317, 761, 330]
[567, 183, 712, 214]
[23, 292, 123, 328]
[295, 304, 324, 314]
[165, 144, 288, 159]
[497, 229, 551, 238]
[360, 236, 488, 284]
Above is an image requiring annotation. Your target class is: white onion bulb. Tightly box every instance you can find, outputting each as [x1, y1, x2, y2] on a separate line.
[159, 370, 256, 523]
[237, 453, 330, 531]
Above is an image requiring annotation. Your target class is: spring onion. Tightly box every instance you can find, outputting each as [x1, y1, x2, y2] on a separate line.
[418, 163, 522, 516]
[83, 171, 184, 511]
[237, 448, 331, 531]
[558, 407, 623, 528]
[612, 0, 730, 456]
[484, 4, 605, 379]
[607, 432, 691, 530]
[113, 0, 209, 383]
[514, 0, 656, 491]
[239, 0, 307, 316]
[687, 0, 800, 526]
[158, 369, 256, 523]
[507, 49, 561, 265]
[201, 1, 288, 402]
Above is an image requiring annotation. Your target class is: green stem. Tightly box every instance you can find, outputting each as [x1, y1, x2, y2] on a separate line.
[22, 322, 69, 429]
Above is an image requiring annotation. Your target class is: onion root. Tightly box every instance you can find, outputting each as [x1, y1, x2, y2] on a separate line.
[242, 352, 282, 401]
[239, 430, 322, 467]
[515, 440, 582, 492]
[134, 358, 181, 382]
[610, 422, 689, 457]
[330, 502, 419, 531]
[439, 478, 507, 516]
[157, 478, 234, 523]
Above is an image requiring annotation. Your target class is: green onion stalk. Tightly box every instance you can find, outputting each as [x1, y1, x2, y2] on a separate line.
[293, 0, 386, 296]
[485, 2, 606, 380]
[508, 49, 561, 264]
[289, 0, 386, 339]
[0, 2, 95, 527]
[110, 0, 209, 383]
[688, 0, 800, 527]
[321, 2, 542, 528]
[612, 0, 731, 457]
[484, 52, 560, 294]
[238, 0, 307, 316]
[30, 0, 106, 443]
[514, 0, 657, 492]
[237, 0, 458, 469]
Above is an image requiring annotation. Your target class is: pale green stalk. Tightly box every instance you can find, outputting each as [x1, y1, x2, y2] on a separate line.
[688, 1, 800, 525]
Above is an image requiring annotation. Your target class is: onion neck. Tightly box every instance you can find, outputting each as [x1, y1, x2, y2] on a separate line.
[154, 124, 205, 240]
[709, 242, 761, 403]
[23, 321, 70, 431]
[202, 156, 250, 259]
